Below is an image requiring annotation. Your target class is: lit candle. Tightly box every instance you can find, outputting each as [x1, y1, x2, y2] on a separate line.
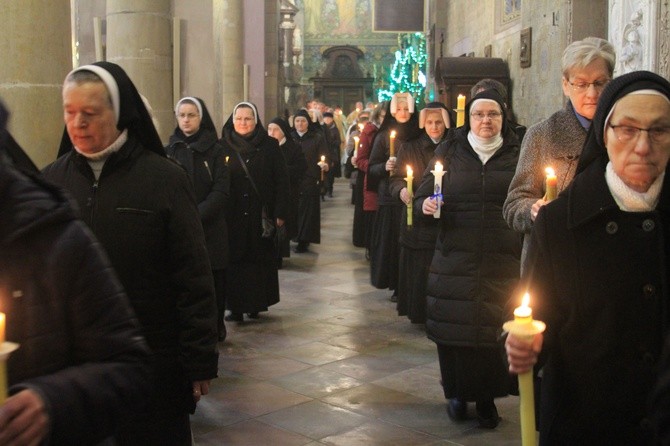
[225, 155, 229, 165]
[503, 293, 546, 446]
[389, 130, 396, 157]
[358, 123, 364, 133]
[0, 313, 7, 404]
[431, 161, 445, 219]
[353, 136, 360, 159]
[514, 293, 533, 323]
[545, 167, 557, 202]
[320, 155, 326, 182]
[456, 94, 466, 127]
[406, 165, 414, 227]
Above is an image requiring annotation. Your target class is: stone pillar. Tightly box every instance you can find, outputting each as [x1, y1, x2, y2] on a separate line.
[106, 0, 172, 142]
[213, 0, 244, 122]
[0, 0, 71, 168]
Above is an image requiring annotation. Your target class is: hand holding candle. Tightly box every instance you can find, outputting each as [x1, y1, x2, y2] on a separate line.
[0, 311, 19, 404]
[431, 161, 445, 218]
[320, 155, 326, 181]
[544, 167, 557, 202]
[503, 293, 546, 446]
[405, 165, 413, 227]
[456, 94, 466, 127]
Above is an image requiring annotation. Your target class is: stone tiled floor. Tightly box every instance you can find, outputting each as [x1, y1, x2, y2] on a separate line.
[192, 178, 524, 445]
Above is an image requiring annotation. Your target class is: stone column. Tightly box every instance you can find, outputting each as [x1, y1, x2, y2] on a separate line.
[0, 0, 71, 167]
[106, 0, 172, 142]
[213, 0, 244, 122]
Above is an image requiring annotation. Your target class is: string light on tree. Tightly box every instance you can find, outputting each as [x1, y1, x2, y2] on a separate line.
[377, 33, 427, 108]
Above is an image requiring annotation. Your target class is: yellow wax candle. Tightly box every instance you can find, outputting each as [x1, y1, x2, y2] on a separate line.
[406, 166, 413, 227]
[0, 313, 5, 344]
[456, 94, 466, 127]
[0, 313, 6, 404]
[514, 293, 537, 446]
[545, 167, 557, 202]
[389, 130, 396, 157]
[353, 136, 359, 158]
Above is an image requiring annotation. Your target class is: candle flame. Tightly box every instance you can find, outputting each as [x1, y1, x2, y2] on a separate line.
[390, 130, 396, 138]
[407, 165, 413, 176]
[434, 161, 443, 173]
[321, 155, 325, 162]
[521, 292, 530, 308]
[545, 167, 555, 176]
[358, 124, 364, 132]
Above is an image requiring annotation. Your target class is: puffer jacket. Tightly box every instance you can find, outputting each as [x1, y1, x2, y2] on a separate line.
[0, 164, 150, 445]
[415, 127, 521, 347]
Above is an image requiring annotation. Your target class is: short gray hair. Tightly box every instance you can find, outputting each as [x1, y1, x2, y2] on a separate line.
[562, 37, 616, 78]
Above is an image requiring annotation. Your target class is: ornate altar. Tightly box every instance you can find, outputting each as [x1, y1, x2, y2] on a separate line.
[310, 46, 374, 111]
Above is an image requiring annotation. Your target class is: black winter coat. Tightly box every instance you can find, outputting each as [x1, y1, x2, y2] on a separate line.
[220, 129, 291, 261]
[389, 132, 442, 248]
[292, 129, 329, 195]
[167, 128, 230, 269]
[415, 127, 521, 347]
[279, 138, 307, 239]
[42, 137, 219, 414]
[525, 157, 670, 445]
[0, 164, 150, 445]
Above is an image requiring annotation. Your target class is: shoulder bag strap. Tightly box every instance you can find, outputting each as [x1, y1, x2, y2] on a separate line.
[234, 150, 262, 199]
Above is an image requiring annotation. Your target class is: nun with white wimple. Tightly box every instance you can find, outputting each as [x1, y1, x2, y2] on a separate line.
[219, 102, 290, 322]
[415, 89, 521, 428]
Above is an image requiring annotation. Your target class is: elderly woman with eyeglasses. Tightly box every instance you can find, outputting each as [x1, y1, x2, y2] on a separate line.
[506, 70, 670, 445]
[415, 90, 521, 429]
[503, 37, 616, 274]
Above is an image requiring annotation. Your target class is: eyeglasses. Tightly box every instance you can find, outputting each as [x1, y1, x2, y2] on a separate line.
[567, 79, 610, 93]
[470, 112, 502, 121]
[177, 113, 199, 120]
[608, 123, 670, 145]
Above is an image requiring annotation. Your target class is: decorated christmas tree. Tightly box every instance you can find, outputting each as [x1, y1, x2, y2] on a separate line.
[377, 33, 427, 108]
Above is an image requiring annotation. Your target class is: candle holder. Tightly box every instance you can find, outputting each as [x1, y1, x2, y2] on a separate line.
[0, 342, 19, 404]
[502, 318, 545, 446]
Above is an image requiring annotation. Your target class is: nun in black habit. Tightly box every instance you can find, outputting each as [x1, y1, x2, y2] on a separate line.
[291, 109, 330, 252]
[389, 102, 450, 322]
[42, 61, 219, 445]
[368, 93, 423, 296]
[268, 116, 308, 262]
[167, 97, 230, 342]
[219, 102, 290, 321]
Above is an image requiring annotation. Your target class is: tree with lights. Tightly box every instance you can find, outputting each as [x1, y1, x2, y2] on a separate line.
[377, 33, 427, 108]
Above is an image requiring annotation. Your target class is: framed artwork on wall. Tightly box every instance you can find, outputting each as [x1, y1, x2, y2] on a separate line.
[495, 0, 521, 34]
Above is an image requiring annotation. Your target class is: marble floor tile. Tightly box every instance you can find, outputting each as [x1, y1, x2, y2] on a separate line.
[192, 179, 523, 445]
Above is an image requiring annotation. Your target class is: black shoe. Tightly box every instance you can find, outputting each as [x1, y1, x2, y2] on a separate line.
[476, 400, 500, 429]
[294, 242, 308, 253]
[447, 398, 467, 422]
[247, 312, 260, 319]
[389, 292, 398, 303]
[224, 313, 243, 322]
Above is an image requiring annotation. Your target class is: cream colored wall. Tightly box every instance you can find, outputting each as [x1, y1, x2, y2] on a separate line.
[434, 0, 609, 128]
